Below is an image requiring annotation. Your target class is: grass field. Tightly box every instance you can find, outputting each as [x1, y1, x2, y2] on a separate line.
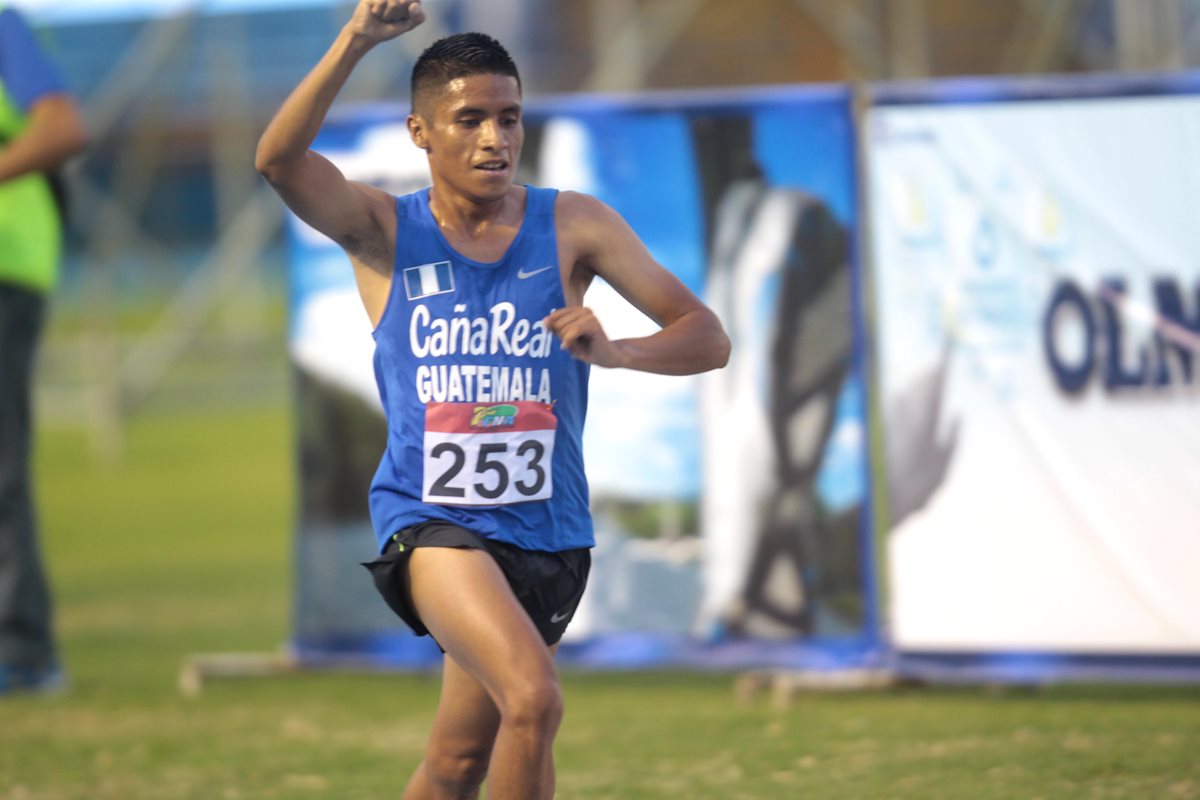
[2, 405, 1199, 799]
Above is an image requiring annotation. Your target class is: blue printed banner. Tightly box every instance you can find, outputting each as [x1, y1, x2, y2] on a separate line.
[285, 89, 879, 671]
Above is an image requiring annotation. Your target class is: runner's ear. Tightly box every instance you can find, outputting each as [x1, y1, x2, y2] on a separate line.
[408, 114, 429, 151]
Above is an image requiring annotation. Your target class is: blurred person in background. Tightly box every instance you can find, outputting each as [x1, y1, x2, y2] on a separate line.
[0, 1, 87, 696]
[256, 0, 728, 797]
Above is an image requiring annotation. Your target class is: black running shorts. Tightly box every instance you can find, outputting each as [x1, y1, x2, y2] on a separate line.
[362, 521, 591, 647]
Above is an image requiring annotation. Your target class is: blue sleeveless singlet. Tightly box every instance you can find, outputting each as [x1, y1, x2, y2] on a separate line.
[368, 186, 594, 554]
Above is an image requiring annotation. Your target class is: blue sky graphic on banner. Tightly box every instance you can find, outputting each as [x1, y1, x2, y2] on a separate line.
[555, 112, 706, 291]
[538, 110, 705, 500]
[753, 98, 857, 226]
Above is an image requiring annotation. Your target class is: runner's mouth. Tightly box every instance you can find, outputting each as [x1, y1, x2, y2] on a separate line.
[475, 160, 508, 172]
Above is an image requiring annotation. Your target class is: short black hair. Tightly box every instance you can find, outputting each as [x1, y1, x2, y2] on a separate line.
[411, 32, 521, 114]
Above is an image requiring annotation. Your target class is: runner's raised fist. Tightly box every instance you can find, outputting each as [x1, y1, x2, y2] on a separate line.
[349, 0, 425, 43]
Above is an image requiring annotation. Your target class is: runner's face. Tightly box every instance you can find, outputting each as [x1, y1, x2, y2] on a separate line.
[413, 73, 523, 202]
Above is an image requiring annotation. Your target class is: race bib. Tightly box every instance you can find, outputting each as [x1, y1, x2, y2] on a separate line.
[422, 401, 557, 506]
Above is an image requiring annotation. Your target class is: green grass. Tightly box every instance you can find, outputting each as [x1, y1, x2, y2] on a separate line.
[2, 406, 1199, 799]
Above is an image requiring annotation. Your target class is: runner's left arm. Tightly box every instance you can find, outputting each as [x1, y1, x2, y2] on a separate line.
[544, 191, 730, 375]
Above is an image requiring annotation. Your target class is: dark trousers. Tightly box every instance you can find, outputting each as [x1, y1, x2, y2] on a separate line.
[0, 283, 56, 669]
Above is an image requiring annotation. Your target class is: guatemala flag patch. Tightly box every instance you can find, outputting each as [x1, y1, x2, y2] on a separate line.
[403, 261, 455, 300]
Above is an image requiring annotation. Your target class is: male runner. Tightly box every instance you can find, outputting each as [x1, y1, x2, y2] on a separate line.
[256, 1, 729, 797]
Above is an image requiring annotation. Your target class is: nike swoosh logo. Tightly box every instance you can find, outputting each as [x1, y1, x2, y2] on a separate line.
[550, 609, 572, 624]
[517, 265, 555, 279]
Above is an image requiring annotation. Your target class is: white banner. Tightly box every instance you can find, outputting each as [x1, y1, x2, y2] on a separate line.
[867, 89, 1200, 653]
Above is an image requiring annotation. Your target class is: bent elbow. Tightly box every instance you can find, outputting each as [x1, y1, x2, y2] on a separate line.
[254, 134, 293, 183]
[702, 309, 731, 371]
[254, 145, 308, 188]
[37, 96, 88, 162]
[45, 109, 88, 164]
[254, 143, 278, 182]
[713, 332, 732, 370]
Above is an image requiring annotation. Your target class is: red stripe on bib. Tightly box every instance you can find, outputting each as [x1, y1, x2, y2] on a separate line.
[425, 400, 558, 434]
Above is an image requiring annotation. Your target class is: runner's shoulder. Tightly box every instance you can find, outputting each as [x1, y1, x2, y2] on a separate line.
[553, 190, 622, 246]
[554, 189, 606, 218]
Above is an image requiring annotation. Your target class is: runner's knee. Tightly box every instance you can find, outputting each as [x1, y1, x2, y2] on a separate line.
[424, 743, 491, 794]
[499, 675, 563, 735]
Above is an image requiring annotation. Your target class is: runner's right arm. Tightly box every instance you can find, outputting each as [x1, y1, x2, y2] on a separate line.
[255, 0, 425, 250]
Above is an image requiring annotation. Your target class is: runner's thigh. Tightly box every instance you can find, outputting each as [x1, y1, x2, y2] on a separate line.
[407, 547, 557, 701]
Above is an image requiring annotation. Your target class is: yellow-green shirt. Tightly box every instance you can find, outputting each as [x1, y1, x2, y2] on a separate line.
[0, 5, 65, 294]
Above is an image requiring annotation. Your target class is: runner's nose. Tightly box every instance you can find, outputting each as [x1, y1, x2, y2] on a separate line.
[479, 119, 502, 150]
